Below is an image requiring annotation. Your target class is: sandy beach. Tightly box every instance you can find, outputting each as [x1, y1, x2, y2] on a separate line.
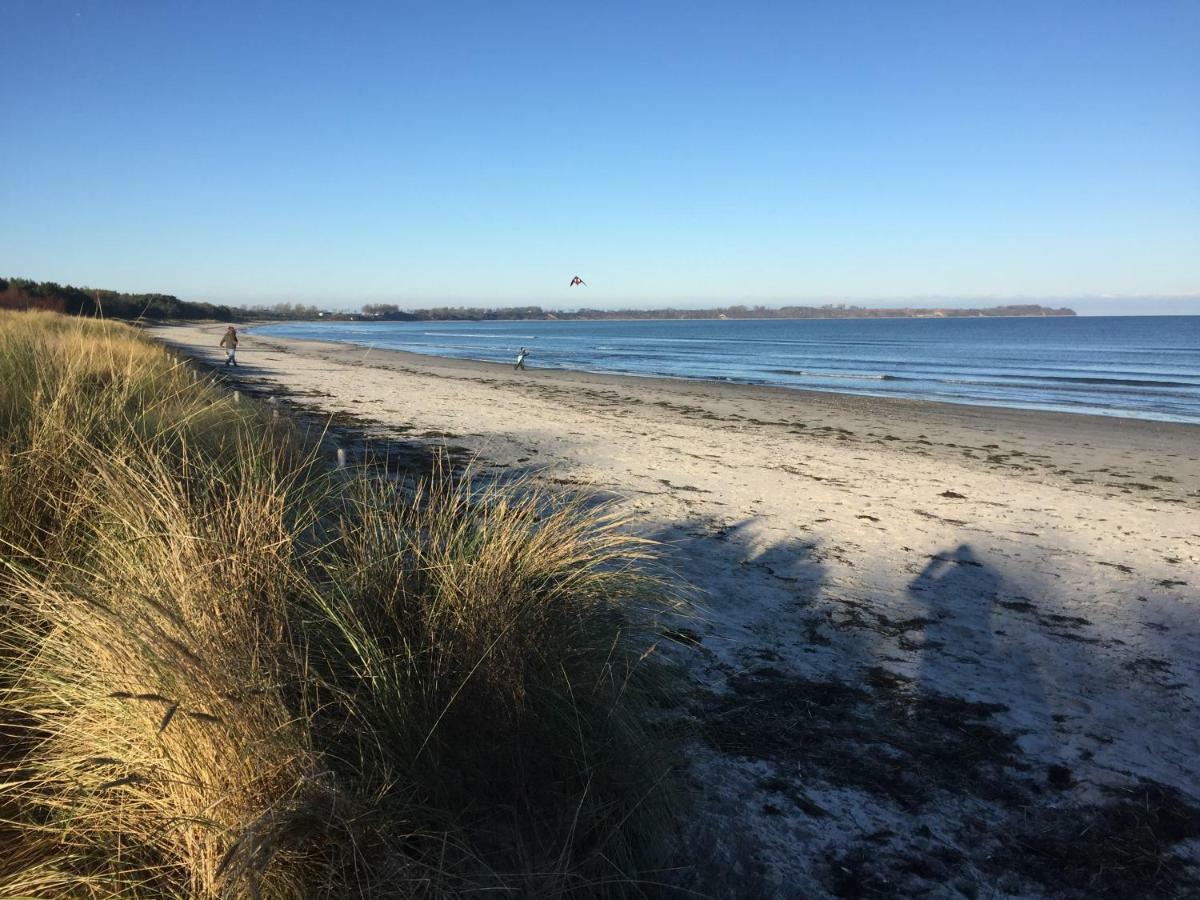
[152, 322, 1200, 897]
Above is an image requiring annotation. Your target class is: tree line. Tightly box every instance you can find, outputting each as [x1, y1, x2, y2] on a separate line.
[0, 277, 237, 321]
[1, 280, 330, 322]
[359, 302, 1076, 321]
[360, 304, 549, 321]
[2, 278, 1076, 322]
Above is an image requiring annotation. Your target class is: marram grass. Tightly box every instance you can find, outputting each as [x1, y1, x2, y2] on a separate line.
[0, 311, 684, 898]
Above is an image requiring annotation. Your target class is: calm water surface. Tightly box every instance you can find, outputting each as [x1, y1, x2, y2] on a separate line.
[256, 316, 1200, 424]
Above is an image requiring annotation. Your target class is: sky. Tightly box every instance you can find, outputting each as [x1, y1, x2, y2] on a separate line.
[1, 1, 1198, 314]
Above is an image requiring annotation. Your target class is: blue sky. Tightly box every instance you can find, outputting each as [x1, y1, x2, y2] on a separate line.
[2, 1, 1197, 314]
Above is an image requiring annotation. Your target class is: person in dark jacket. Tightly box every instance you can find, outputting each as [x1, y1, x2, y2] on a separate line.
[220, 326, 239, 366]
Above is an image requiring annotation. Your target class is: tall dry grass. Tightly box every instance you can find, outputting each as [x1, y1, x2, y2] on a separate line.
[0, 311, 682, 898]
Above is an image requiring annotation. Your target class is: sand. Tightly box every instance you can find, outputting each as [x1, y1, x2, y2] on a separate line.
[151, 322, 1200, 897]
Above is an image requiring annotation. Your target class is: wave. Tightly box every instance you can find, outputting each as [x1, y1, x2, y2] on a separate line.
[936, 373, 1200, 389]
[764, 367, 1199, 389]
[1033, 374, 1200, 388]
[420, 331, 539, 340]
[767, 369, 905, 381]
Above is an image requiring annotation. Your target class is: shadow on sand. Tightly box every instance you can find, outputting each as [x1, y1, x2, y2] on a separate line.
[671, 533, 1200, 898]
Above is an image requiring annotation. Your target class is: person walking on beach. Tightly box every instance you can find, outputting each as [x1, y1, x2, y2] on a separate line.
[220, 326, 239, 367]
[514, 347, 529, 370]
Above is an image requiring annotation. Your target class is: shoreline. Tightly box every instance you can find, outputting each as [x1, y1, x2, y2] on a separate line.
[237, 325, 1200, 458]
[246, 321, 1200, 427]
[151, 321, 1200, 896]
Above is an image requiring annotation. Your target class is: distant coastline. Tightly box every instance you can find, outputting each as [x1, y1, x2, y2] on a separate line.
[1, 277, 1077, 323]
[357, 303, 1077, 322]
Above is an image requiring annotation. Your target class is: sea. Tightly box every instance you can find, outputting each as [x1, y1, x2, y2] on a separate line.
[255, 316, 1200, 424]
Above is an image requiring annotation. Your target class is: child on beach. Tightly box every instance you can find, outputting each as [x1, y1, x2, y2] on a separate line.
[514, 347, 529, 370]
[220, 326, 239, 366]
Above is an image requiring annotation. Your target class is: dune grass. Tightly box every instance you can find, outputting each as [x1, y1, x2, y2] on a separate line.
[0, 311, 682, 898]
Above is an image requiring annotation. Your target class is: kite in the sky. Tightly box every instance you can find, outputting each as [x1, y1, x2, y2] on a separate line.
[569, 276, 587, 287]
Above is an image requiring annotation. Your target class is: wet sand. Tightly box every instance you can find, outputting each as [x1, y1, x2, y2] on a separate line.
[152, 322, 1200, 898]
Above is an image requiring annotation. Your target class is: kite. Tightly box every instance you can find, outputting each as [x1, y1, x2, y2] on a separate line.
[569, 276, 587, 287]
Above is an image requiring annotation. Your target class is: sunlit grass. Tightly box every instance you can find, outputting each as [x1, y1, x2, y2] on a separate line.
[0, 310, 682, 897]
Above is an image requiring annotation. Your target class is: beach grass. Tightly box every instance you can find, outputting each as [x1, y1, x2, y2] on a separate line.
[0, 311, 681, 897]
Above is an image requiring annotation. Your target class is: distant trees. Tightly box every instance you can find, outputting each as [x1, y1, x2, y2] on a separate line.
[242, 302, 323, 320]
[553, 304, 1074, 320]
[0, 279, 360, 322]
[362, 304, 408, 318]
[358, 305, 546, 321]
[0, 278, 236, 320]
[0, 278, 66, 313]
[361, 303, 1076, 322]
[2, 276, 1075, 324]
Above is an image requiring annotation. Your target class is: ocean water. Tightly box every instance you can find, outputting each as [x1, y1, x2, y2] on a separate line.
[255, 316, 1200, 423]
